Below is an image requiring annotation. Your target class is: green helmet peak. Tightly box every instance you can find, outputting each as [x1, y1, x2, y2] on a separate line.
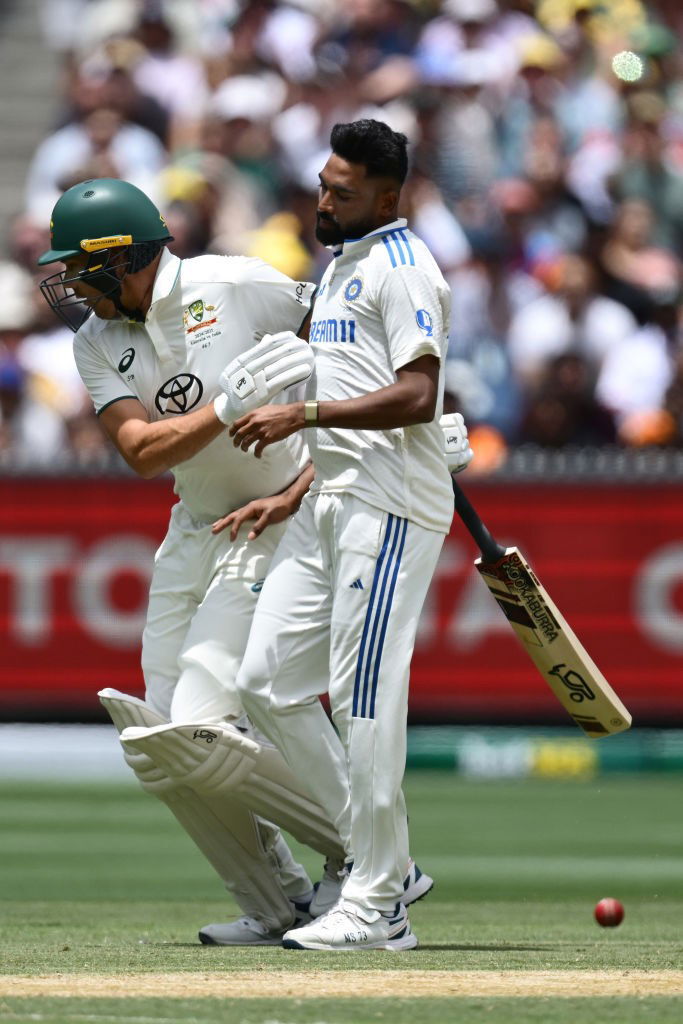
[38, 178, 172, 266]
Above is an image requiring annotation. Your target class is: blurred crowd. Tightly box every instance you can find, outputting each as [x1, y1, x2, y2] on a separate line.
[1, 0, 683, 472]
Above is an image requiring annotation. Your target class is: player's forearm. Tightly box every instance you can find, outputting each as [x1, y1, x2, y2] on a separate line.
[116, 405, 225, 478]
[314, 379, 436, 430]
[282, 461, 315, 511]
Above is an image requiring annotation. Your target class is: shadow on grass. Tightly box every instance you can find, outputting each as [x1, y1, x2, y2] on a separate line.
[144, 941, 563, 952]
[412, 943, 560, 952]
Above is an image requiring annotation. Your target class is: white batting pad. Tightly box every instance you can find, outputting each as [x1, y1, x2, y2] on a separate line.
[100, 690, 307, 929]
[98, 687, 166, 731]
[121, 722, 345, 861]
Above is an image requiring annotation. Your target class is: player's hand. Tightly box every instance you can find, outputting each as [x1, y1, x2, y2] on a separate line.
[440, 412, 473, 473]
[229, 402, 305, 458]
[214, 332, 313, 426]
[212, 492, 295, 541]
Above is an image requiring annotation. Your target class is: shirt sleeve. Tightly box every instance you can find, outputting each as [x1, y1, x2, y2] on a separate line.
[235, 258, 316, 339]
[73, 330, 136, 415]
[375, 264, 446, 371]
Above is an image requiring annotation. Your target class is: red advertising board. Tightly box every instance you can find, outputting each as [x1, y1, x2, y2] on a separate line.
[1, 476, 682, 723]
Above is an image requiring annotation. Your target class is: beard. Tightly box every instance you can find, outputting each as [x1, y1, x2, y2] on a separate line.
[315, 211, 376, 245]
[315, 212, 344, 245]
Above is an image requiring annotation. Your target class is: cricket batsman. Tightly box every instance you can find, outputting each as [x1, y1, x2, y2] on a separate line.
[227, 119, 473, 950]
[37, 177, 439, 945]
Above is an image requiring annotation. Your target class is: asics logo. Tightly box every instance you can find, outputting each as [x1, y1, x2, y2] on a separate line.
[118, 347, 135, 373]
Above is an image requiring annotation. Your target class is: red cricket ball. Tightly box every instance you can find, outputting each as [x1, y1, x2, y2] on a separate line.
[594, 897, 625, 927]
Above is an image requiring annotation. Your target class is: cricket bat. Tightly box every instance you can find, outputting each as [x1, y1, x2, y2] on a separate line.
[451, 478, 631, 738]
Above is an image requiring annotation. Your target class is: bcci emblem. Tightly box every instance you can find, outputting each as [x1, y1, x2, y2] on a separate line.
[188, 299, 204, 322]
[416, 309, 433, 337]
[344, 276, 363, 304]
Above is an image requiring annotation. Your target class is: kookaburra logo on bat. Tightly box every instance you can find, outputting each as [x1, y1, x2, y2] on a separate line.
[549, 664, 596, 703]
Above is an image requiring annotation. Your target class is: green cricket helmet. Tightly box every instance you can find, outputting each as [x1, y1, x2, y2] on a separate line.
[38, 178, 173, 331]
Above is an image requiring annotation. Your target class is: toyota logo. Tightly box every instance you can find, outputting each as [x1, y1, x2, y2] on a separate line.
[155, 374, 203, 415]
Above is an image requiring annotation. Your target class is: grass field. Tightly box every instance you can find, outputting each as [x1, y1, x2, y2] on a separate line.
[1, 771, 682, 1023]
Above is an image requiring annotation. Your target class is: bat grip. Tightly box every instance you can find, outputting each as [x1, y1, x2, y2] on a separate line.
[451, 476, 507, 565]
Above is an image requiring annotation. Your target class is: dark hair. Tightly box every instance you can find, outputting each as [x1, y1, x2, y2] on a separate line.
[330, 119, 408, 186]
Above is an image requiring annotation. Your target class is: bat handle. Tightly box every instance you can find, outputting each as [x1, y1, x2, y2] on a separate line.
[451, 476, 507, 565]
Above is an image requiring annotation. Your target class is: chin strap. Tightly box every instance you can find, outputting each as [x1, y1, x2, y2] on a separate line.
[113, 292, 145, 322]
[95, 240, 166, 322]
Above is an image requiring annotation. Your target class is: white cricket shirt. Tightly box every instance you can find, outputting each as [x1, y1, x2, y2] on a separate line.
[74, 248, 315, 521]
[307, 218, 453, 534]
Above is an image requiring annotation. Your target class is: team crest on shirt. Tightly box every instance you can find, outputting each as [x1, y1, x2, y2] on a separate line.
[415, 309, 433, 337]
[183, 299, 219, 339]
[343, 276, 363, 305]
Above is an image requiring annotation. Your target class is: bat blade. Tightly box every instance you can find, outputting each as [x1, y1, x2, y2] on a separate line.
[476, 546, 631, 738]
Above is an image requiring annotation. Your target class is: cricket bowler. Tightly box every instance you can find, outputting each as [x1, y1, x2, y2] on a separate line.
[230, 119, 473, 950]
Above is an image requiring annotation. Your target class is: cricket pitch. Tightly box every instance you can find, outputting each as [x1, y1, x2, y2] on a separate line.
[2, 970, 683, 999]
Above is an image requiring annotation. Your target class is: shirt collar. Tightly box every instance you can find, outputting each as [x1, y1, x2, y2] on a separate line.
[144, 247, 182, 365]
[148, 246, 182, 308]
[329, 218, 408, 258]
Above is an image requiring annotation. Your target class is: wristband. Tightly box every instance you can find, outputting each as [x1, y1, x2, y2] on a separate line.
[213, 393, 232, 426]
[304, 400, 319, 425]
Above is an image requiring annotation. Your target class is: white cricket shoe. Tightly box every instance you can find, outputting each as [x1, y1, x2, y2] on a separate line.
[309, 856, 434, 918]
[403, 858, 434, 905]
[309, 857, 347, 917]
[199, 896, 312, 946]
[199, 916, 288, 946]
[282, 899, 417, 951]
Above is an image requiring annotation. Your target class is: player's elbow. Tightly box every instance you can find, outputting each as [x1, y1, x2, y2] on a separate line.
[121, 444, 166, 479]
[135, 461, 165, 480]
[406, 387, 437, 424]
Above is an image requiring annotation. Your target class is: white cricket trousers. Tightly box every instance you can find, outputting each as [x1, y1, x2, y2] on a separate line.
[142, 501, 286, 723]
[236, 491, 445, 912]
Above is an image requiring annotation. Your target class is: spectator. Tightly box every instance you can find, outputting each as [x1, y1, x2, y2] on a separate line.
[519, 353, 617, 447]
[131, 5, 210, 150]
[507, 253, 638, 388]
[24, 101, 167, 220]
[596, 293, 680, 441]
[0, 359, 67, 465]
[610, 90, 683, 252]
[599, 197, 682, 321]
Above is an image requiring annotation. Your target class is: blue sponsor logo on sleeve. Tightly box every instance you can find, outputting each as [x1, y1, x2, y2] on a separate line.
[416, 309, 433, 336]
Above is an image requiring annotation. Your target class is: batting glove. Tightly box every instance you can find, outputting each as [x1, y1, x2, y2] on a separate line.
[214, 331, 314, 426]
[440, 412, 474, 474]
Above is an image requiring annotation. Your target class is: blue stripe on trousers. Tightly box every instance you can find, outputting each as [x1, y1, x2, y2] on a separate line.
[353, 513, 396, 717]
[369, 516, 408, 718]
[352, 513, 407, 719]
